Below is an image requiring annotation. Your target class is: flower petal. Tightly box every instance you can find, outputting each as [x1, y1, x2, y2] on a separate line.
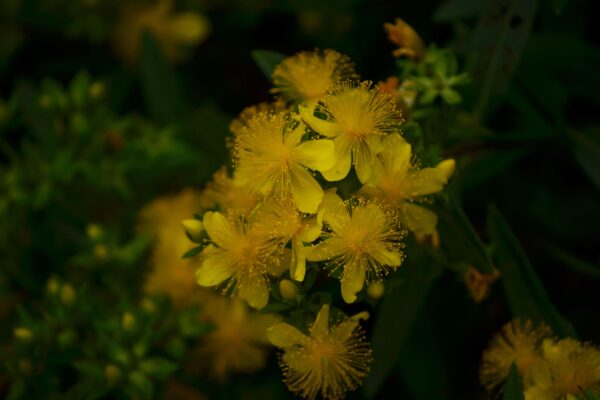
[237, 273, 269, 309]
[321, 137, 352, 181]
[298, 216, 322, 243]
[404, 168, 447, 197]
[399, 202, 438, 235]
[309, 304, 330, 337]
[196, 245, 234, 286]
[341, 260, 366, 303]
[299, 104, 338, 137]
[330, 311, 369, 342]
[354, 140, 382, 184]
[294, 139, 336, 172]
[267, 323, 309, 348]
[372, 249, 403, 267]
[290, 240, 307, 282]
[203, 211, 235, 249]
[306, 237, 346, 262]
[290, 168, 324, 213]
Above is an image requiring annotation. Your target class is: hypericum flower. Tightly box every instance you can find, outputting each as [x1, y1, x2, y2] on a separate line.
[192, 295, 280, 381]
[383, 18, 426, 60]
[140, 189, 209, 307]
[254, 199, 322, 281]
[480, 319, 553, 392]
[234, 112, 335, 213]
[464, 266, 501, 303]
[361, 134, 453, 236]
[113, 0, 210, 64]
[199, 167, 259, 216]
[306, 191, 404, 303]
[267, 304, 372, 400]
[525, 338, 600, 400]
[196, 211, 286, 309]
[229, 100, 287, 137]
[271, 49, 358, 104]
[300, 81, 402, 184]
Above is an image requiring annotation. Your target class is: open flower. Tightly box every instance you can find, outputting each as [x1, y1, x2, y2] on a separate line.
[383, 18, 426, 60]
[234, 112, 335, 213]
[254, 199, 322, 282]
[480, 319, 553, 392]
[271, 49, 357, 104]
[300, 81, 402, 184]
[525, 338, 600, 400]
[361, 133, 453, 236]
[306, 191, 404, 303]
[199, 167, 259, 216]
[267, 304, 372, 400]
[229, 100, 288, 137]
[196, 211, 286, 309]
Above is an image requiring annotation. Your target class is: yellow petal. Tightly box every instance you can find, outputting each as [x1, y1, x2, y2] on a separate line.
[294, 139, 336, 172]
[268, 249, 290, 277]
[284, 121, 306, 146]
[372, 249, 403, 267]
[299, 104, 338, 137]
[196, 245, 233, 286]
[267, 323, 308, 348]
[436, 158, 456, 180]
[290, 240, 307, 281]
[341, 261, 366, 303]
[298, 216, 322, 243]
[237, 273, 269, 309]
[390, 140, 412, 175]
[309, 304, 330, 337]
[399, 202, 438, 234]
[289, 168, 324, 213]
[354, 140, 382, 184]
[203, 211, 235, 249]
[404, 168, 447, 197]
[306, 237, 346, 262]
[330, 311, 369, 342]
[321, 137, 351, 181]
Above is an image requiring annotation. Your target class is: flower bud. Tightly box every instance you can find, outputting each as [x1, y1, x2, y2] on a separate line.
[181, 219, 204, 241]
[60, 284, 76, 306]
[89, 82, 105, 99]
[14, 327, 34, 342]
[367, 282, 385, 299]
[122, 312, 136, 332]
[94, 244, 109, 260]
[46, 276, 60, 295]
[140, 297, 156, 314]
[279, 279, 300, 301]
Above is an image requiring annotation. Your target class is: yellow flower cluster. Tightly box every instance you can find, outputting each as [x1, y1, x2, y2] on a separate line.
[480, 319, 600, 399]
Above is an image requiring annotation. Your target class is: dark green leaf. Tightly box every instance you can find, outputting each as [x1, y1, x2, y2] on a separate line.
[546, 245, 600, 280]
[251, 50, 286, 81]
[571, 129, 600, 190]
[182, 245, 203, 259]
[139, 357, 178, 379]
[551, 0, 567, 14]
[487, 205, 577, 338]
[502, 363, 524, 400]
[434, 0, 494, 21]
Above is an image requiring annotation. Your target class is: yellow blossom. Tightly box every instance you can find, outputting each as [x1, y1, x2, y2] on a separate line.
[525, 338, 600, 400]
[267, 304, 372, 400]
[361, 133, 452, 236]
[229, 100, 287, 137]
[300, 81, 402, 184]
[140, 189, 208, 307]
[383, 18, 426, 60]
[306, 191, 404, 303]
[198, 167, 259, 216]
[480, 319, 553, 392]
[234, 112, 335, 213]
[113, 0, 210, 64]
[254, 199, 322, 281]
[271, 49, 358, 104]
[196, 211, 286, 309]
[192, 295, 280, 381]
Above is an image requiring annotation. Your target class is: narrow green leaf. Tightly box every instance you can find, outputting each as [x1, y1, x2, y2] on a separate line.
[436, 197, 495, 273]
[571, 129, 600, 190]
[546, 245, 600, 280]
[502, 363, 524, 400]
[363, 251, 443, 398]
[182, 245, 203, 259]
[251, 50, 286, 81]
[487, 205, 577, 338]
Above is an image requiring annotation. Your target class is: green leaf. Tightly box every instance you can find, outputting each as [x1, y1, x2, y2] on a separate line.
[251, 50, 286, 81]
[140, 30, 188, 124]
[571, 129, 600, 190]
[436, 197, 495, 273]
[139, 357, 178, 379]
[129, 371, 154, 400]
[546, 245, 600, 280]
[502, 363, 524, 400]
[363, 250, 443, 398]
[583, 390, 600, 400]
[487, 205, 577, 338]
[182, 245, 203, 259]
[433, 0, 494, 21]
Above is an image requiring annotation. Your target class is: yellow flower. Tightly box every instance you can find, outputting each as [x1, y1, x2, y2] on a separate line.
[480, 319, 553, 392]
[361, 134, 453, 236]
[271, 49, 358, 104]
[234, 112, 336, 213]
[525, 339, 600, 400]
[300, 81, 402, 184]
[254, 199, 322, 281]
[383, 18, 426, 60]
[196, 211, 286, 309]
[113, 0, 210, 64]
[306, 191, 404, 303]
[199, 167, 258, 216]
[192, 295, 280, 382]
[140, 189, 208, 307]
[267, 304, 372, 400]
[229, 100, 288, 137]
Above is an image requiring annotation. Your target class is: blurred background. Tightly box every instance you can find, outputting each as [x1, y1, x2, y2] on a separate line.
[1, 0, 599, 399]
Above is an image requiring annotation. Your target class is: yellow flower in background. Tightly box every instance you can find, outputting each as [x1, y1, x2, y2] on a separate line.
[199, 167, 258, 216]
[254, 199, 322, 282]
[234, 112, 335, 213]
[300, 81, 402, 184]
[267, 304, 372, 400]
[229, 100, 288, 137]
[525, 339, 600, 400]
[361, 134, 453, 237]
[271, 49, 358, 104]
[113, 0, 210, 64]
[196, 211, 286, 309]
[192, 295, 280, 382]
[140, 189, 209, 307]
[383, 18, 426, 60]
[480, 319, 553, 392]
[306, 191, 404, 303]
